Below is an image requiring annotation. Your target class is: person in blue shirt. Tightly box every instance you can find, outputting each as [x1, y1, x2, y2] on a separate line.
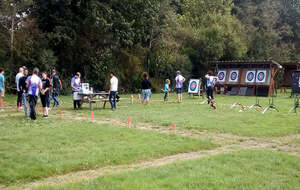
[162, 79, 170, 102]
[0, 68, 5, 112]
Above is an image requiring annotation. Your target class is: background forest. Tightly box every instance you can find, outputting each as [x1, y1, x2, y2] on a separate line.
[0, 0, 299, 93]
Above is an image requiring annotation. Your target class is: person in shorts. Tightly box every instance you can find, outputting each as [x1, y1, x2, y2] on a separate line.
[162, 79, 170, 102]
[40, 72, 51, 118]
[71, 72, 81, 110]
[141, 72, 152, 105]
[175, 71, 185, 103]
[19, 68, 29, 117]
[26, 68, 42, 120]
[0, 68, 5, 112]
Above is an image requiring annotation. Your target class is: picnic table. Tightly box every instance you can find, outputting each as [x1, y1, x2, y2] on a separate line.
[78, 92, 110, 110]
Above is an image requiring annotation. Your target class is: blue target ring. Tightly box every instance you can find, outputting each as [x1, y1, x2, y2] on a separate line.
[247, 72, 255, 82]
[190, 81, 197, 91]
[218, 72, 225, 81]
[257, 72, 265, 81]
[230, 71, 238, 81]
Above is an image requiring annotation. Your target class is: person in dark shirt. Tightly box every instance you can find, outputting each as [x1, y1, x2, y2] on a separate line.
[141, 72, 152, 105]
[41, 72, 51, 118]
[50, 69, 62, 107]
[19, 68, 29, 117]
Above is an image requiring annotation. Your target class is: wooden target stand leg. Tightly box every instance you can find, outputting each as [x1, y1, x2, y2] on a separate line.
[249, 87, 262, 110]
[288, 95, 300, 114]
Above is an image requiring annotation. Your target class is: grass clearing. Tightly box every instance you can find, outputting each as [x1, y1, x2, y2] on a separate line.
[0, 116, 215, 185]
[47, 93, 300, 137]
[36, 150, 300, 190]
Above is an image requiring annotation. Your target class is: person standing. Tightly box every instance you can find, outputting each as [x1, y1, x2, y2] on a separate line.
[205, 71, 218, 109]
[19, 68, 29, 117]
[109, 72, 118, 110]
[162, 79, 170, 102]
[50, 69, 62, 107]
[141, 72, 152, 105]
[71, 72, 81, 110]
[175, 71, 185, 103]
[0, 68, 5, 112]
[16, 67, 24, 109]
[26, 68, 42, 120]
[41, 72, 51, 118]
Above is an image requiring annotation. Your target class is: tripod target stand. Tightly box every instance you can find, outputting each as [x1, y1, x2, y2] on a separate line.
[288, 95, 299, 114]
[249, 87, 262, 110]
[262, 93, 279, 114]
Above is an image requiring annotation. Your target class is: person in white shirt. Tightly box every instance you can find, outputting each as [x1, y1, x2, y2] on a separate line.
[205, 71, 218, 109]
[16, 67, 24, 109]
[26, 68, 42, 120]
[109, 72, 118, 110]
[175, 71, 185, 103]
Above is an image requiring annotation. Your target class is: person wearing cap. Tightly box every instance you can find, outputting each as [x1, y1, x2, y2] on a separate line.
[0, 68, 5, 112]
[16, 67, 24, 109]
[50, 69, 62, 107]
[71, 72, 81, 110]
[175, 71, 185, 103]
[19, 68, 29, 117]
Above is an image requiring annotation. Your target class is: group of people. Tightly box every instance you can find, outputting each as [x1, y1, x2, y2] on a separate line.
[140, 71, 186, 104]
[12, 67, 62, 120]
[0, 66, 218, 117]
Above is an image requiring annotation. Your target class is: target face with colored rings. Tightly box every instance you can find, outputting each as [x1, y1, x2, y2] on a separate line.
[190, 81, 197, 91]
[230, 72, 238, 81]
[257, 72, 265, 81]
[218, 72, 225, 81]
[247, 72, 255, 82]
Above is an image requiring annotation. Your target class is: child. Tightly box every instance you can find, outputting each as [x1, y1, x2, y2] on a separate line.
[162, 79, 170, 102]
[205, 71, 218, 109]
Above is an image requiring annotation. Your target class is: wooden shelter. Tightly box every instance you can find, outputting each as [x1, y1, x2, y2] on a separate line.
[280, 62, 300, 88]
[211, 60, 282, 97]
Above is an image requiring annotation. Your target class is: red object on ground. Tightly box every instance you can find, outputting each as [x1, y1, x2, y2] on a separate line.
[173, 123, 176, 133]
[128, 117, 131, 127]
[37, 105, 40, 113]
[91, 111, 94, 121]
[59, 110, 63, 119]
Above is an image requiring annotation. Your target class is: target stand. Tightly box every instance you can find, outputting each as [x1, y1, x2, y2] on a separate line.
[288, 95, 300, 114]
[262, 95, 279, 114]
[249, 87, 262, 110]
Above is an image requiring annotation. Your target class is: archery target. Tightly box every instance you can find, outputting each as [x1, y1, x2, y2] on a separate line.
[217, 71, 226, 83]
[245, 71, 256, 83]
[188, 79, 200, 93]
[229, 70, 239, 82]
[256, 70, 266, 83]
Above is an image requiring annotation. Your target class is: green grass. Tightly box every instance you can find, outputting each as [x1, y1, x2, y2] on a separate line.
[36, 150, 300, 190]
[0, 116, 214, 185]
[35, 92, 300, 137]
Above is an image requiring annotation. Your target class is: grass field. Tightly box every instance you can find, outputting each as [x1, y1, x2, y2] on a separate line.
[0, 92, 299, 189]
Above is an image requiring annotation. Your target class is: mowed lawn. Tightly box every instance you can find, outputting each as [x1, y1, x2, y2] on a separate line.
[36, 150, 300, 190]
[0, 116, 214, 185]
[44, 92, 300, 137]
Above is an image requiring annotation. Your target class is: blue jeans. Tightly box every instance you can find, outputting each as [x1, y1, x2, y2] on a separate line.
[22, 93, 29, 117]
[109, 91, 117, 109]
[52, 92, 59, 107]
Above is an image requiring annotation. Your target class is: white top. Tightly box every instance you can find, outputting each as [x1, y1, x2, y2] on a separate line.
[26, 74, 42, 96]
[110, 76, 118, 92]
[16, 72, 24, 91]
[175, 74, 185, 88]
